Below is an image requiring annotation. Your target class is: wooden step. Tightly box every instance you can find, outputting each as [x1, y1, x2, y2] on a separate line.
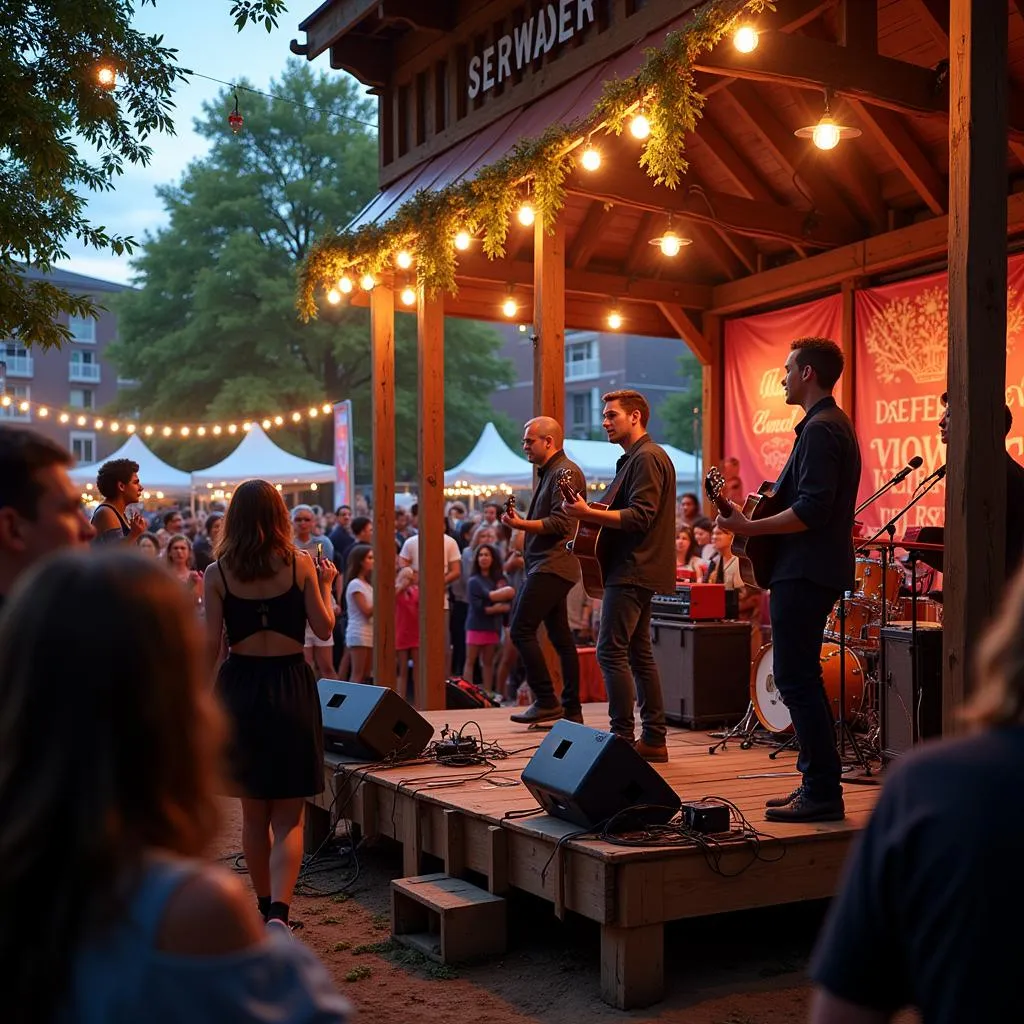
[391, 872, 506, 964]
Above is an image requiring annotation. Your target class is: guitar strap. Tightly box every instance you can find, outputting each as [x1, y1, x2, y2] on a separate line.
[601, 438, 653, 508]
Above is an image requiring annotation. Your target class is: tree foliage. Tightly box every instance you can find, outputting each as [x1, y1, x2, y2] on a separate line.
[659, 349, 704, 454]
[0, 0, 285, 350]
[109, 62, 513, 476]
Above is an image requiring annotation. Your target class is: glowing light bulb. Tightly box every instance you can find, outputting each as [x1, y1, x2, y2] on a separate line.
[197, 426, 206, 436]
[454, 230, 471, 251]
[213, 425, 222, 435]
[308, 407, 319, 417]
[38, 407, 48, 417]
[274, 415, 284, 426]
[59, 413, 70, 424]
[110, 421, 120, 431]
[517, 202, 535, 227]
[660, 231, 683, 257]
[144, 425, 154, 435]
[359, 273, 375, 291]
[339, 275, 354, 294]
[162, 426, 172, 436]
[180, 426, 190, 437]
[502, 297, 518, 318]
[321, 403, 332, 414]
[18, 401, 29, 412]
[607, 310, 623, 330]
[396, 250, 413, 269]
[0, 396, 10, 407]
[77, 415, 87, 426]
[327, 288, 341, 305]
[812, 117, 842, 150]
[400, 286, 416, 307]
[292, 411, 302, 422]
[228, 424, 238, 434]
[97, 64, 117, 89]
[630, 113, 651, 140]
[310, 482, 318, 491]
[94, 419, 104, 429]
[733, 26, 759, 53]
[262, 418, 272, 429]
[580, 146, 601, 172]
[126, 423, 136, 433]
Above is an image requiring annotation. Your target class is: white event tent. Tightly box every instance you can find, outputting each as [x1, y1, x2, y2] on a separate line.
[444, 422, 534, 488]
[191, 424, 335, 489]
[70, 434, 192, 497]
[563, 438, 699, 488]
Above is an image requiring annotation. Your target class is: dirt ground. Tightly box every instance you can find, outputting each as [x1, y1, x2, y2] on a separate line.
[212, 799, 910, 1024]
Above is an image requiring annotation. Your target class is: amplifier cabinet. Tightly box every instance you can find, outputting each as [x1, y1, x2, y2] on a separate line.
[650, 619, 752, 728]
[880, 625, 943, 759]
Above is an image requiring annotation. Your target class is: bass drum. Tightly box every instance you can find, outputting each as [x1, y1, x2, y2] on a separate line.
[751, 642, 867, 734]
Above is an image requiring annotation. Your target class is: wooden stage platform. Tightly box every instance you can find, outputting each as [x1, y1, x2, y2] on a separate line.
[306, 704, 880, 1009]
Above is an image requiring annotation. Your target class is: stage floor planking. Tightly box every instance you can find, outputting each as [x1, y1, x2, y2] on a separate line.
[306, 704, 880, 1009]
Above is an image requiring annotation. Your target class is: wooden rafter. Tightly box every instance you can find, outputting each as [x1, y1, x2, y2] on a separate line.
[837, 0, 877, 52]
[330, 36, 388, 86]
[906, 0, 951, 46]
[565, 161, 857, 248]
[695, 110, 781, 204]
[720, 82, 863, 235]
[568, 201, 613, 270]
[377, 0, 453, 31]
[655, 303, 711, 363]
[676, 217, 745, 280]
[846, 100, 947, 216]
[625, 213, 657, 278]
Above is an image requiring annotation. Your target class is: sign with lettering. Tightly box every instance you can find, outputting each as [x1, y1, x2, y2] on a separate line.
[467, 0, 596, 99]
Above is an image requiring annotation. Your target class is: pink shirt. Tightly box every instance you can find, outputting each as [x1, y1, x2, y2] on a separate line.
[395, 585, 419, 650]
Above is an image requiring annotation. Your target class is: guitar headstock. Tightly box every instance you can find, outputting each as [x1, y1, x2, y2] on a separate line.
[704, 466, 732, 518]
[504, 493, 517, 517]
[556, 467, 578, 504]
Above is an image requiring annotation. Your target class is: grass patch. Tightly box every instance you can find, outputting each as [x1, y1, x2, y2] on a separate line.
[371, 912, 390, 930]
[331, 893, 350, 904]
[319, 916, 342, 925]
[331, 941, 352, 952]
[353, 940, 396, 956]
[345, 965, 373, 982]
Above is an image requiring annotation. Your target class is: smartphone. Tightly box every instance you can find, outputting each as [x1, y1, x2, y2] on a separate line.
[316, 542, 323, 565]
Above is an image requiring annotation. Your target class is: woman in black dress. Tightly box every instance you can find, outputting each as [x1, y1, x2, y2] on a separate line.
[203, 479, 338, 930]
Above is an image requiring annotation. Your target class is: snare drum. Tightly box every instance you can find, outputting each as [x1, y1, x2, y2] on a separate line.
[895, 596, 942, 623]
[824, 598, 876, 647]
[853, 557, 903, 608]
[751, 642, 867, 734]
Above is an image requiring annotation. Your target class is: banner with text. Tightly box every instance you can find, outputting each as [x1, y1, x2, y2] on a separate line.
[333, 400, 354, 507]
[855, 256, 1024, 531]
[722, 295, 843, 495]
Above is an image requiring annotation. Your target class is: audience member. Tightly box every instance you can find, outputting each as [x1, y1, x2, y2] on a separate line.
[693, 516, 715, 561]
[156, 508, 185, 551]
[293, 504, 337, 681]
[164, 533, 204, 608]
[399, 521, 461, 676]
[464, 543, 513, 692]
[678, 492, 701, 529]
[395, 565, 419, 698]
[136, 531, 160, 557]
[343, 544, 374, 683]
[91, 458, 147, 544]
[192, 512, 223, 572]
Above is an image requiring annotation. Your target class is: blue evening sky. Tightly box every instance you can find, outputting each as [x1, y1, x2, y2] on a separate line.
[58, 1, 362, 285]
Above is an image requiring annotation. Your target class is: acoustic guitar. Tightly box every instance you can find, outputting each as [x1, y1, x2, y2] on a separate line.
[704, 466, 781, 590]
[556, 468, 607, 599]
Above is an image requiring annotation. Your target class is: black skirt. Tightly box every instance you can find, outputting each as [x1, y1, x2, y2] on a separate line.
[215, 653, 325, 799]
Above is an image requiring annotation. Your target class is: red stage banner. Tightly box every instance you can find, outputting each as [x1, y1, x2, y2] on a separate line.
[855, 255, 1024, 531]
[722, 295, 843, 496]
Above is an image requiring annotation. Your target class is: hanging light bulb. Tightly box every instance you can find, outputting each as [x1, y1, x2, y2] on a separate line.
[228, 92, 244, 134]
[144, 425, 154, 435]
[228, 424, 238, 434]
[162, 426, 172, 437]
[180, 426, 190, 437]
[125, 423, 136, 433]
[395, 250, 413, 270]
[517, 202, 536, 226]
[630, 111, 651, 140]
[110, 421, 120, 431]
[339, 275, 354, 294]
[454, 230, 471, 251]
[502, 295, 518, 318]
[607, 309, 623, 330]
[274, 415, 284, 426]
[795, 93, 861, 150]
[38, 407, 48, 417]
[96, 63, 117, 89]
[401, 285, 417, 307]
[359, 273, 375, 291]
[321, 403, 332, 414]
[262, 418, 272, 429]
[59, 413, 70, 424]
[308, 407, 319, 417]
[292, 411, 302, 423]
[733, 25, 759, 53]
[580, 144, 601, 172]
[197, 426, 207, 436]
[649, 218, 693, 257]
[327, 288, 341, 305]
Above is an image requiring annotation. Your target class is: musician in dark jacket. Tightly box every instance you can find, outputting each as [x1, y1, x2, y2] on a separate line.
[564, 390, 676, 762]
[502, 417, 586, 724]
[717, 338, 861, 822]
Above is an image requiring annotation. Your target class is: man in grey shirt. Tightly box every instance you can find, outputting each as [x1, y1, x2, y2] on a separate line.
[292, 504, 336, 680]
[502, 416, 586, 724]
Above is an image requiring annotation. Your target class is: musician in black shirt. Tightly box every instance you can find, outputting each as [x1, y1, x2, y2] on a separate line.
[717, 338, 861, 821]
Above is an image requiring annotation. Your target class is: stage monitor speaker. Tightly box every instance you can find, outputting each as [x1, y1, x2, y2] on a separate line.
[317, 680, 433, 762]
[880, 626, 943, 758]
[521, 720, 680, 830]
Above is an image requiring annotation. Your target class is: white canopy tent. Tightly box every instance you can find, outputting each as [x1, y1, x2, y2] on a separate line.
[563, 438, 700, 488]
[444, 422, 534, 488]
[191, 424, 335, 488]
[69, 434, 192, 497]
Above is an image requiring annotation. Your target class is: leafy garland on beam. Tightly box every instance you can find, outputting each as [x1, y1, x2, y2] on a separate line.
[299, 0, 772, 319]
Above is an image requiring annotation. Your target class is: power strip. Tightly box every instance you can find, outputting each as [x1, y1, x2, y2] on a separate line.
[434, 736, 479, 758]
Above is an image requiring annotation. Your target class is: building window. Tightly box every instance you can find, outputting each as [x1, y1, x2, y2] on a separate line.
[572, 391, 590, 432]
[69, 349, 101, 383]
[70, 432, 96, 464]
[2, 343, 34, 378]
[69, 315, 96, 343]
[0, 384, 31, 422]
[69, 388, 94, 410]
[565, 337, 599, 380]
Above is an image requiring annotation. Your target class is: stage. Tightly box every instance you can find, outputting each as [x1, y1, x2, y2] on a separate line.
[306, 704, 880, 1009]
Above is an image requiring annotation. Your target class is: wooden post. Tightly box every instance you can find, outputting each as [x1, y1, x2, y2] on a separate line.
[533, 215, 566, 425]
[839, 280, 856, 415]
[701, 314, 723, 510]
[945, 0, 1008, 728]
[417, 283, 448, 710]
[371, 285, 397, 689]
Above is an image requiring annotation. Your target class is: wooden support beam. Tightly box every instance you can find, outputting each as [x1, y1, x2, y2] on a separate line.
[600, 923, 664, 1010]
[944, 0, 1009, 728]
[624, 213, 657, 278]
[839, 280, 856, 415]
[533, 217, 566, 425]
[566, 161, 856, 248]
[838, 0, 877, 52]
[722, 83, 863, 235]
[701, 316, 723, 514]
[847, 100, 946, 216]
[656, 304, 710, 363]
[371, 285, 397, 689]
[695, 111, 781, 205]
[455, 249, 713, 309]
[568, 201, 612, 270]
[329, 35, 389, 87]
[416, 284, 447, 710]
[907, 0, 950, 45]
[682, 219, 748, 279]
[710, 193, 1024, 316]
[377, 0, 454, 32]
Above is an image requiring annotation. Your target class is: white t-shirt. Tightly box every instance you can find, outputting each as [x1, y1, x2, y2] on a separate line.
[345, 577, 373, 648]
[399, 533, 460, 610]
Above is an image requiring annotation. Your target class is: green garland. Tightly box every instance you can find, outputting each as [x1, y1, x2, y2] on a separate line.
[299, 0, 772, 319]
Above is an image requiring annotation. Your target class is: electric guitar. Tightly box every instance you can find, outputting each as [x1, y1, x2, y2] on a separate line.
[557, 468, 607, 599]
[704, 466, 780, 590]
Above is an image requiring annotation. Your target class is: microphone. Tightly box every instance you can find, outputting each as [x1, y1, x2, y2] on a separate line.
[915, 464, 946, 489]
[891, 455, 924, 484]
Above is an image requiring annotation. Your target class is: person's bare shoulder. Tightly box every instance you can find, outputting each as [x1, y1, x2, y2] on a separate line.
[156, 865, 265, 956]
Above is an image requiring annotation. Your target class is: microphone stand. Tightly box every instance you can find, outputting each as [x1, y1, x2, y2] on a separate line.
[855, 462, 919, 517]
[860, 473, 945, 764]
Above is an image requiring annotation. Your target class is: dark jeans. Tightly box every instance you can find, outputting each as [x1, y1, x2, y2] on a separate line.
[769, 579, 843, 802]
[450, 599, 468, 677]
[510, 572, 580, 713]
[596, 584, 666, 743]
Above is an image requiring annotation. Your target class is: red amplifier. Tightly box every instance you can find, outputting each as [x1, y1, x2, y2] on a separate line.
[651, 584, 726, 621]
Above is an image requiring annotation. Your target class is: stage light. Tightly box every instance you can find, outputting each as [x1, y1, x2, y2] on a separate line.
[733, 26, 759, 53]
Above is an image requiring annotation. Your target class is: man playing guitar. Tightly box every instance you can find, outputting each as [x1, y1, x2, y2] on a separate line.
[562, 390, 676, 761]
[717, 338, 861, 822]
[502, 417, 587, 725]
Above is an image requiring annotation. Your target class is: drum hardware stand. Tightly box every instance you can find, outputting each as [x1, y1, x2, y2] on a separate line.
[707, 701, 759, 754]
[834, 589, 874, 778]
